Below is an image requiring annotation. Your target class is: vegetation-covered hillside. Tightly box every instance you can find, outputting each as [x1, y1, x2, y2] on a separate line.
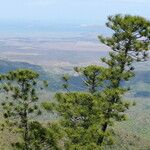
[0, 14, 150, 150]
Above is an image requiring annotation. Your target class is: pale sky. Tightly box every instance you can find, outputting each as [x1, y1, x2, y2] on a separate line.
[0, 0, 149, 25]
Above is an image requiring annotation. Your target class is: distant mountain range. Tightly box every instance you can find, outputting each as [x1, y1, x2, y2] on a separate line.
[0, 59, 149, 98]
[0, 59, 44, 73]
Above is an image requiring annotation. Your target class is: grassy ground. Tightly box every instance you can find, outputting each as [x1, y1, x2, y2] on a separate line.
[107, 98, 150, 150]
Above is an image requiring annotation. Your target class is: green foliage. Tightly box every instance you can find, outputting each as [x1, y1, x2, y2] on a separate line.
[0, 69, 42, 150]
[28, 121, 63, 150]
[62, 74, 70, 92]
[42, 102, 55, 111]
[74, 65, 103, 93]
[52, 92, 106, 150]
[97, 14, 150, 145]
[44, 14, 150, 150]
[99, 14, 150, 59]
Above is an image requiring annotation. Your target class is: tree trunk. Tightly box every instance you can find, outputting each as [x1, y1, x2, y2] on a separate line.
[98, 122, 108, 145]
[23, 109, 29, 150]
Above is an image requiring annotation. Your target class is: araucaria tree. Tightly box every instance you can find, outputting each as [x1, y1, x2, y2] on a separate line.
[98, 14, 150, 145]
[44, 14, 150, 150]
[0, 69, 41, 150]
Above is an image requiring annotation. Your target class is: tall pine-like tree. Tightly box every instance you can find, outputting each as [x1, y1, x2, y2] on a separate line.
[1, 69, 42, 150]
[97, 14, 150, 145]
[42, 14, 150, 150]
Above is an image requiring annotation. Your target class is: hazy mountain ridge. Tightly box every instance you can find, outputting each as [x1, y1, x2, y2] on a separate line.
[0, 59, 149, 96]
[0, 58, 149, 150]
[0, 59, 44, 73]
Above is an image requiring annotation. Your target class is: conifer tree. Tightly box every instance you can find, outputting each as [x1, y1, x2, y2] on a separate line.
[74, 65, 102, 94]
[45, 92, 105, 150]
[28, 121, 63, 150]
[43, 14, 150, 149]
[97, 14, 150, 145]
[43, 67, 112, 149]
[0, 69, 42, 150]
[61, 15, 150, 148]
